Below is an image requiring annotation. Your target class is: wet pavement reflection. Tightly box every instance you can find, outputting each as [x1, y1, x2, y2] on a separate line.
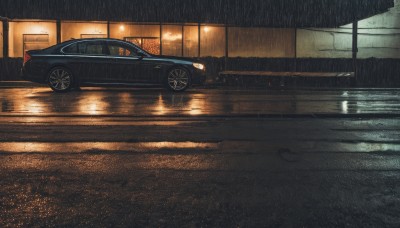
[1, 88, 400, 116]
[1, 87, 400, 227]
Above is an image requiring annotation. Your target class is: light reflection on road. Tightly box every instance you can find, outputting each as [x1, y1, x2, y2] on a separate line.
[1, 88, 400, 116]
[0, 142, 219, 153]
[77, 92, 110, 115]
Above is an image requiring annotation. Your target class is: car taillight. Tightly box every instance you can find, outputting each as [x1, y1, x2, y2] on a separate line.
[23, 52, 31, 65]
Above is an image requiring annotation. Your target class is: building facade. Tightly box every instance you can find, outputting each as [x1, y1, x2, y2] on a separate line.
[0, 0, 399, 86]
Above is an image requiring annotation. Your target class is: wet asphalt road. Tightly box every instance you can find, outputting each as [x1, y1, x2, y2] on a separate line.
[1, 86, 400, 227]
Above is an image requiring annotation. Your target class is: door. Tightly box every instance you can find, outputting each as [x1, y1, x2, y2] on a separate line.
[62, 40, 109, 82]
[106, 41, 143, 83]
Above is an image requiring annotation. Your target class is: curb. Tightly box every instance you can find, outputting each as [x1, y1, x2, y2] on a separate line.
[0, 81, 399, 91]
[0, 81, 46, 88]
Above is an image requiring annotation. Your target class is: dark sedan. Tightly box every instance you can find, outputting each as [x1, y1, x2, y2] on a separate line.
[21, 38, 206, 92]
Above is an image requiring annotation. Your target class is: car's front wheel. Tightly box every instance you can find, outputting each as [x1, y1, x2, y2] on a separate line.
[47, 67, 73, 93]
[165, 67, 191, 92]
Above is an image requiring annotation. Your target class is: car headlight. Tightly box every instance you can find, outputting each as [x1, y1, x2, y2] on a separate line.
[193, 63, 205, 71]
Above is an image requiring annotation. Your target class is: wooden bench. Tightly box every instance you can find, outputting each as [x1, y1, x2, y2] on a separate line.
[218, 71, 355, 86]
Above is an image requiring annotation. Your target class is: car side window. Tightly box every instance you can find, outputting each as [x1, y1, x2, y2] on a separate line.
[107, 43, 138, 57]
[85, 42, 105, 55]
[63, 41, 105, 55]
[63, 43, 80, 54]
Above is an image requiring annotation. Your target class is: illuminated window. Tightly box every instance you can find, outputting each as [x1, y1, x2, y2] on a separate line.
[61, 21, 107, 42]
[110, 23, 160, 55]
[229, 28, 295, 58]
[200, 25, 225, 57]
[183, 26, 199, 57]
[162, 25, 183, 56]
[9, 21, 57, 57]
[23, 34, 49, 55]
[0, 22, 3, 58]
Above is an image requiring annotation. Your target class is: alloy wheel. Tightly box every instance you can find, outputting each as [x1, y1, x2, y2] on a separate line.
[48, 68, 72, 92]
[167, 68, 190, 91]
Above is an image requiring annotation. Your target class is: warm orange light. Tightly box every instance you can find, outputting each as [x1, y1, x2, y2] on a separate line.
[119, 25, 125, 32]
[163, 32, 182, 41]
[203, 27, 210, 33]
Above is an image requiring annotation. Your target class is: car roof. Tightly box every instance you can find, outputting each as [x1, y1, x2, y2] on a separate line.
[61, 38, 127, 44]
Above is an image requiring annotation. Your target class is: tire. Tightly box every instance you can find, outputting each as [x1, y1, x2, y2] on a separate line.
[165, 67, 191, 92]
[47, 67, 73, 93]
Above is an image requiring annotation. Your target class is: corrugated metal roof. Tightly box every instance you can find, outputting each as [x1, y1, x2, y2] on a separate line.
[0, 0, 394, 27]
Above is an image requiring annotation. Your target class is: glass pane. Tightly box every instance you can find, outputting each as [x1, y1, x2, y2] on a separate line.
[110, 24, 160, 39]
[61, 22, 107, 42]
[125, 37, 160, 55]
[85, 42, 104, 55]
[110, 24, 161, 55]
[162, 25, 182, 56]
[81, 34, 107, 39]
[184, 26, 199, 57]
[9, 21, 57, 57]
[126, 38, 142, 47]
[142, 39, 160, 55]
[200, 26, 225, 57]
[228, 28, 295, 58]
[107, 43, 137, 56]
[63, 43, 79, 54]
[23, 34, 50, 54]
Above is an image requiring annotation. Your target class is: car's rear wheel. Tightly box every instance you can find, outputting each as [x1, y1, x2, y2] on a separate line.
[165, 67, 191, 92]
[47, 67, 73, 93]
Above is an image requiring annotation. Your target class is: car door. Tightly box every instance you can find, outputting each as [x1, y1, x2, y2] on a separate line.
[106, 41, 142, 83]
[106, 41, 165, 84]
[62, 40, 109, 83]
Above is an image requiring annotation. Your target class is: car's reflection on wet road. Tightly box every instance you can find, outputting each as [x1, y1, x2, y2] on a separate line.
[1, 87, 400, 227]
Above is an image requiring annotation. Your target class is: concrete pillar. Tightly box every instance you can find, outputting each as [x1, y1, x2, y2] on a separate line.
[294, 27, 297, 72]
[198, 23, 201, 57]
[225, 26, 229, 70]
[3, 19, 9, 58]
[160, 23, 163, 55]
[107, 21, 110, 38]
[181, 25, 184, 57]
[56, 20, 61, 44]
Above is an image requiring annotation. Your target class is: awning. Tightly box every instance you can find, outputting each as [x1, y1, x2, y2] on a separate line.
[0, 0, 394, 27]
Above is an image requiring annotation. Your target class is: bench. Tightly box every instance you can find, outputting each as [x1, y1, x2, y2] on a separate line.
[218, 71, 355, 86]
